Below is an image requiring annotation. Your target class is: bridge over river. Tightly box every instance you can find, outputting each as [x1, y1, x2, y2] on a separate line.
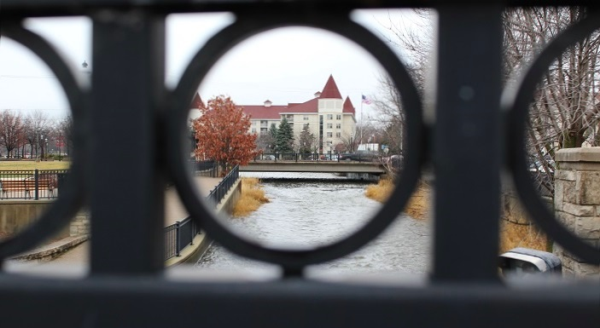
[240, 161, 386, 174]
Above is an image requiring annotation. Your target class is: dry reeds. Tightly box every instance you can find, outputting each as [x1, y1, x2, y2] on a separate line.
[404, 182, 430, 220]
[232, 178, 269, 218]
[365, 178, 394, 203]
[365, 179, 431, 220]
[499, 219, 549, 253]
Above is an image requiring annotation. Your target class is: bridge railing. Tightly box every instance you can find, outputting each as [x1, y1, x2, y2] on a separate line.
[255, 151, 383, 162]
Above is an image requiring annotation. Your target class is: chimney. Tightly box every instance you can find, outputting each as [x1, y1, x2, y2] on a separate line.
[314, 91, 321, 98]
[264, 100, 272, 107]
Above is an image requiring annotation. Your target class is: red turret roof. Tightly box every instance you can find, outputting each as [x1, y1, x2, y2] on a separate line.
[235, 75, 355, 119]
[342, 96, 355, 114]
[319, 75, 342, 99]
[191, 92, 205, 109]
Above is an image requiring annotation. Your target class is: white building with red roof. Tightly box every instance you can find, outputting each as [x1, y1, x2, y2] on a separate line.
[190, 75, 356, 152]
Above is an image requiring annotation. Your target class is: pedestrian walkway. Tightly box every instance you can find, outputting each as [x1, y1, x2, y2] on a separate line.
[164, 177, 221, 226]
[5, 176, 222, 272]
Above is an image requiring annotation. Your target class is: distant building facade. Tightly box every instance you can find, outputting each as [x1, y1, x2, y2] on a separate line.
[190, 75, 357, 152]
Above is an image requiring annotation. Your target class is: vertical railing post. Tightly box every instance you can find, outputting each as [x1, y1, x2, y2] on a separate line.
[432, 6, 503, 283]
[189, 219, 194, 245]
[90, 12, 166, 275]
[175, 221, 181, 257]
[34, 169, 39, 200]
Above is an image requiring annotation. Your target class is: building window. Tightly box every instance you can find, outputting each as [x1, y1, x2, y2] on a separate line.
[336, 123, 341, 129]
[336, 114, 341, 120]
[304, 115, 309, 120]
[327, 132, 332, 138]
[327, 114, 333, 120]
[252, 128, 256, 133]
[304, 123, 309, 129]
[336, 132, 341, 138]
[326, 141, 333, 146]
[327, 123, 332, 129]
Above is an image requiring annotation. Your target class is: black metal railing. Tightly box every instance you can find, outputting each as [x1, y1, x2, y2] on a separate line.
[0, 169, 68, 200]
[164, 217, 199, 260]
[164, 165, 239, 261]
[254, 151, 385, 162]
[0, 1, 599, 328]
[190, 160, 218, 177]
[206, 165, 239, 206]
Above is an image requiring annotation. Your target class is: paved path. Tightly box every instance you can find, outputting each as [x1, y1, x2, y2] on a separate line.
[14, 176, 222, 267]
[164, 177, 221, 226]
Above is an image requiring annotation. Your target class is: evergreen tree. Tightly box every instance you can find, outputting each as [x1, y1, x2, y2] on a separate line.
[298, 124, 315, 154]
[276, 118, 294, 153]
[268, 123, 278, 152]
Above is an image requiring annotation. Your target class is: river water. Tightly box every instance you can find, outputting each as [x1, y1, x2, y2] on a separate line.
[196, 172, 431, 276]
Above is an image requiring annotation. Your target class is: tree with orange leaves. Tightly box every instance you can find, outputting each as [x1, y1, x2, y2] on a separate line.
[193, 96, 258, 174]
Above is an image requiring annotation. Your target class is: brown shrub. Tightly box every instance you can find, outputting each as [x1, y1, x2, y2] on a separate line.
[365, 179, 394, 203]
[365, 179, 430, 220]
[232, 178, 269, 218]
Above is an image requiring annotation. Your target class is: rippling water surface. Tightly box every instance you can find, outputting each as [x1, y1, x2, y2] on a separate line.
[197, 172, 430, 275]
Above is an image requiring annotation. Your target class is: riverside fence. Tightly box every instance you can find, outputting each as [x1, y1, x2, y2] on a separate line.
[0, 170, 68, 200]
[164, 165, 239, 261]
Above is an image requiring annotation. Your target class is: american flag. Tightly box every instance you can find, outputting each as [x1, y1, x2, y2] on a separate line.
[361, 94, 372, 105]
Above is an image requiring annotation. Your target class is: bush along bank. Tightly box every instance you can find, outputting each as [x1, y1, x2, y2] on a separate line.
[365, 178, 430, 220]
[232, 178, 270, 218]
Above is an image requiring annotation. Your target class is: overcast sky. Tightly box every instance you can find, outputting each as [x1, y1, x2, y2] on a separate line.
[0, 9, 421, 122]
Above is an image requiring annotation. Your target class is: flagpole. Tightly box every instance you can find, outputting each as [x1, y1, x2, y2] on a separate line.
[360, 97, 363, 148]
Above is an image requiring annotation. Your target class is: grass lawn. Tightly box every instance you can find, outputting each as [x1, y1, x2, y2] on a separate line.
[0, 160, 71, 171]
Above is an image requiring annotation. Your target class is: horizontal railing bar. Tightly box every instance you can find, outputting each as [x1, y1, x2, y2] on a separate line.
[0, 277, 597, 328]
[2, 0, 600, 17]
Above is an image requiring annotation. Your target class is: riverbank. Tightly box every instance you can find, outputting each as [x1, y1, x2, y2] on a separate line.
[365, 178, 430, 220]
[365, 179, 549, 252]
[232, 178, 269, 217]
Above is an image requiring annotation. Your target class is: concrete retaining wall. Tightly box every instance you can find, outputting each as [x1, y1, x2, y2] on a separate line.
[215, 179, 242, 215]
[0, 201, 89, 240]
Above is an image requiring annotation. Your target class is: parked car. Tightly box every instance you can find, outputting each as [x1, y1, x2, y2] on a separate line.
[339, 152, 379, 162]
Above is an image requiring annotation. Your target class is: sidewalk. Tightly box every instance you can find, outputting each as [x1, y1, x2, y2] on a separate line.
[5, 176, 222, 272]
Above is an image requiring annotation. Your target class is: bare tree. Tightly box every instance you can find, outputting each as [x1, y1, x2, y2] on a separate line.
[255, 132, 275, 153]
[0, 110, 24, 158]
[22, 110, 53, 159]
[375, 8, 600, 196]
[504, 7, 600, 194]
[371, 10, 432, 156]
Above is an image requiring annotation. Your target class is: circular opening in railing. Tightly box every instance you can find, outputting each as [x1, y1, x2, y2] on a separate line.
[192, 27, 394, 249]
[167, 12, 424, 272]
[505, 7, 600, 266]
[0, 17, 88, 271]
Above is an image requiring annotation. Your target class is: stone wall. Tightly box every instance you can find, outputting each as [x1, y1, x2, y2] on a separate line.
[554, 148, 600, 278]
[70, 210, 90, 237]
